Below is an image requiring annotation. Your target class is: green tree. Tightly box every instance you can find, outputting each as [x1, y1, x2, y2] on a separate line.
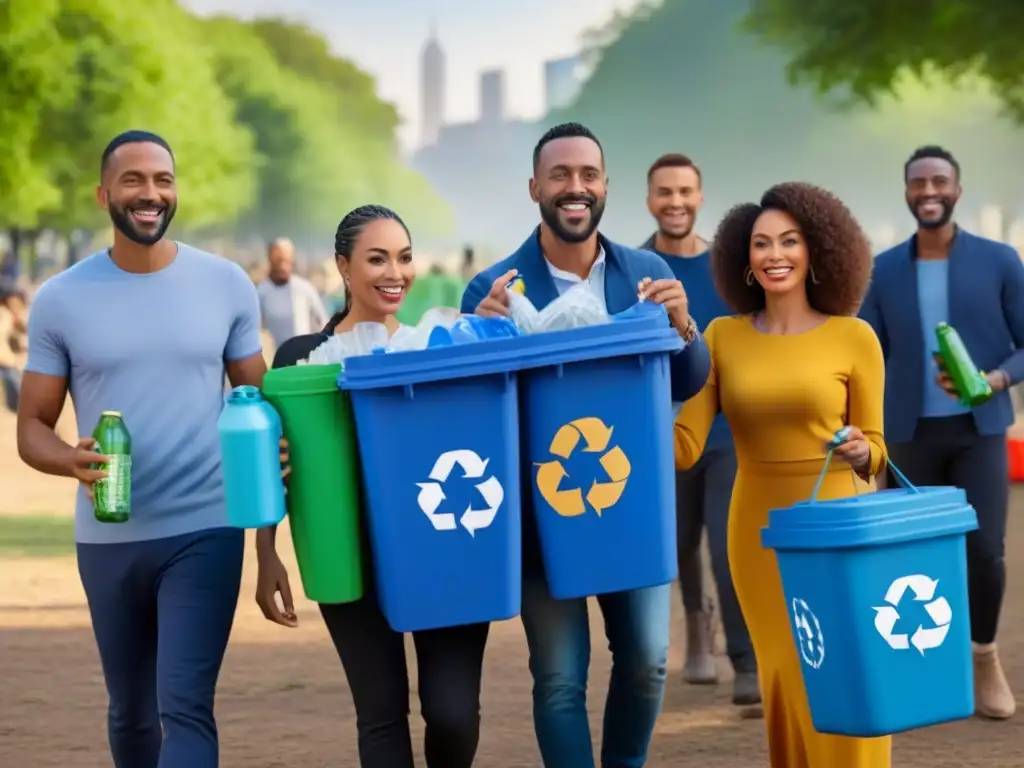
[0, 0, 76, 230]
[744, 0, 1024, 120]
[0, 0, 256, 240]
[200, 16, 452, 243]
[40, 0, 256, 235]
[246, 18, 453, 240]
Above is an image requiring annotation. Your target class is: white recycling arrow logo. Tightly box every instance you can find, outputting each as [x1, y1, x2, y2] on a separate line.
[792, 598, 825, 669]
[873, 574, 952, 655]
[416, 449, 504, 536]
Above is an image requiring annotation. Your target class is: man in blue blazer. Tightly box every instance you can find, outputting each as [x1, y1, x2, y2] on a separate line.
[462, 122, 710, 767]
[861, 145, 1024, 721]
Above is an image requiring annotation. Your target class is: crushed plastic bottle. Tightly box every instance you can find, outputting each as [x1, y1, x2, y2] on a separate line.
[299, 306, 519, 364]
[506, 281, 610, 334]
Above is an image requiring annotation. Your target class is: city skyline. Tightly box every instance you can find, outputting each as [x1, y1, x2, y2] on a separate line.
[182, 0, 643, 150]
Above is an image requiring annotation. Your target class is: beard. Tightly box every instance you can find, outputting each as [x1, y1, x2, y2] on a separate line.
[908, 196, 955, 230]
[539, 193, 606, 243]
[108, 199, 177, 246]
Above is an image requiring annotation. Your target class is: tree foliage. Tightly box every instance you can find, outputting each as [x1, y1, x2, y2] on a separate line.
[744, 0, 1024, 121]
[0, 1, 451, 245]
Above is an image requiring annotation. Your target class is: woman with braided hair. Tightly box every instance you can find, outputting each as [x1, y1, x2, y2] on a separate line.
[255, 204, 490, 767]
[673, 182, 892, 766]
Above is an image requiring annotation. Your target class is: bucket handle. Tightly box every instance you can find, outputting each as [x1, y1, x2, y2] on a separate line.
[809, 446, 918, 503]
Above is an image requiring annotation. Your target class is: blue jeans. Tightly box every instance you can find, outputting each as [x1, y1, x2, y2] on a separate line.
[521, 578, 671, 768]
[77, 528, 244, 768]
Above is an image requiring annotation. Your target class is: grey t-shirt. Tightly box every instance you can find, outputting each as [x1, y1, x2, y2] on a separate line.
[25, 244, 263, 544]
[257, 276, 328, 349]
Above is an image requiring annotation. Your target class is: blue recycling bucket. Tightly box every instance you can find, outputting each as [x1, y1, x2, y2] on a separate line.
[761, 459, 978, 736]
[518, 303, 684, 599]
[339, 337, 523, 632]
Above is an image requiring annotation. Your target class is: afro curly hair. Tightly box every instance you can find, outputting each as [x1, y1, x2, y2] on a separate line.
[711, 182, 873, 317]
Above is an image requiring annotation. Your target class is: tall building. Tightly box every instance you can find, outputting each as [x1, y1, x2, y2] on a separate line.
[420, 22, 446, 147]
[479, 69, 506, 124]
[544, 54, 584, 113]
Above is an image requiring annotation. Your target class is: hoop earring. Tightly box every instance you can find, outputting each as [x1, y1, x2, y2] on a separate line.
[810, 266, 820, 285]
[745, 268, 755, 287]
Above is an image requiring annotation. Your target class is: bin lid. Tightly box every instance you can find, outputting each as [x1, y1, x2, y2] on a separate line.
[760, 485, 978, 551]
[513, 301, 684, 372]
[338, 301, 684, 391]
[263, 363, 343, 397]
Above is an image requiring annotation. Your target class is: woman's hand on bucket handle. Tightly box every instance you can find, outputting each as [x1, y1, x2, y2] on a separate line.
[256, 530, 298, 628]
[833, 426, 871, 477]
[279, 438, 290, 482]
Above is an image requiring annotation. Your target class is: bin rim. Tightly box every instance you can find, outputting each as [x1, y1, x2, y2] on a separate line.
[263, 363, 344, 397]
[760, 498, 978, 551]
[338, 311, 683, 391]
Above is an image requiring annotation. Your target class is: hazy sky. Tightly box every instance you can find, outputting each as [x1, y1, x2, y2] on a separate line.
[182, 0, 642, 151]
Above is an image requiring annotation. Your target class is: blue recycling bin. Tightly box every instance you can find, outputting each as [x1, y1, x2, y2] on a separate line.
[339, 341, 523, 632]
[761, 472, 978, 737]
[518, 303, 684, 599]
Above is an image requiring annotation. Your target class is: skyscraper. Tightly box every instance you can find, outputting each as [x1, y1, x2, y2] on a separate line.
[544, 55, 584, 113]
[420, 22, 446, 147]
[479, 69, 506, 124]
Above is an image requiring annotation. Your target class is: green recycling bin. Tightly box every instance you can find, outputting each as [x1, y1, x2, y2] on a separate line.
[262, 363, 363, 604]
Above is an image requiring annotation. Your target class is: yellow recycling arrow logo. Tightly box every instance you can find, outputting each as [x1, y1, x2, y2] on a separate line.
[535, 417, 631, 517]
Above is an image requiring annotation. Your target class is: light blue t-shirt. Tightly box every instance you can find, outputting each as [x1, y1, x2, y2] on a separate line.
[25, 244, 263, 544]
[917, 259, 969, 418]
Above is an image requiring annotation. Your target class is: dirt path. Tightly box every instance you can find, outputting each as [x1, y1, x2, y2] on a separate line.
[2, 407, 1023, 765]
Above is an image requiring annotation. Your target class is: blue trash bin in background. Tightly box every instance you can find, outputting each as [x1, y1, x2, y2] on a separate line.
[761, 466, 978, 737]
[339, 341, 523, 632]
[518, 303, 684, 599]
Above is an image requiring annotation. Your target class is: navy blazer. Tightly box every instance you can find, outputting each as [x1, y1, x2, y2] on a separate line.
[460, 227, 711, 402]
[859, 229, 1024, 443]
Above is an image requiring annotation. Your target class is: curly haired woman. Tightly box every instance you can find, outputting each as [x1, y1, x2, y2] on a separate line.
[673, 182, 891, 767]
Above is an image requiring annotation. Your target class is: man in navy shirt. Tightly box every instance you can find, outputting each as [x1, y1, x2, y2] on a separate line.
[861, 146, 1024, 720]
[642, 153, 760, 708]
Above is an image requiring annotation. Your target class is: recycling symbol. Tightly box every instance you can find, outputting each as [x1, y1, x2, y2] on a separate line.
[535, 417, 631, 517]
[416, 449, 504, 536]
[873, 574, 952, 655]
[792, 598, 825, 669]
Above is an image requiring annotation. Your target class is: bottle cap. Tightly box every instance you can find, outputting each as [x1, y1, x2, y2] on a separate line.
[101, 410, 122, 417]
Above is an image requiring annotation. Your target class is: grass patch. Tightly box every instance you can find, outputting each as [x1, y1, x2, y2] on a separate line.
[0, 514, 75, 558]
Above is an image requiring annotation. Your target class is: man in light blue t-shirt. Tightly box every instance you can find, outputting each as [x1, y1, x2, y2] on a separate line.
[17, 131, 267, 767]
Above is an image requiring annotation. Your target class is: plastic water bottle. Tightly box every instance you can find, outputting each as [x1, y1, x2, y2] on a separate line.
[218, 385, 287, 529]
[934, 323, 993, 408]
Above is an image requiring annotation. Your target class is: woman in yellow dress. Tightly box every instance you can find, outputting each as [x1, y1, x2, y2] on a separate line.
[674, 182, 891, 767]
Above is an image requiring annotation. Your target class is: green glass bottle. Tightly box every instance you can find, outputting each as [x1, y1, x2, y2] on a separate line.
[934, 323, 993, 408]
[91, 411, 132, 523]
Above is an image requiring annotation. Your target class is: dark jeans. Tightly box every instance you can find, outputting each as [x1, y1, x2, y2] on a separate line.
[1, 365, 19, 412]
[888, 415, 1009, 645]
[320, 597, 489, 768]
[675, 446, 755, 673]
[77, 528, 244, 768]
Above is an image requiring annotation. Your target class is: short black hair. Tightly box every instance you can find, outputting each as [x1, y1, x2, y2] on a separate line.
[100, 130, 174, 177]
[904, 145, 959, 183]
[647, 153, 702, 185]
[533, 122, 603, 172]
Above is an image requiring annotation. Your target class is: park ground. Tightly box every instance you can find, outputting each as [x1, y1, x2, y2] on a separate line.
[2, 408, 1024, 766]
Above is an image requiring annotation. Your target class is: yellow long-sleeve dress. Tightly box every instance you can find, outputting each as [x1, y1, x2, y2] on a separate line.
[675, 315, 892, 768]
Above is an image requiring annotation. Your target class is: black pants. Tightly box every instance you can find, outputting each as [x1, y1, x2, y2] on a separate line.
[320, 596, 489, 768]
[676, 446, 756, 673]
[888, 415, 1009, 645]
